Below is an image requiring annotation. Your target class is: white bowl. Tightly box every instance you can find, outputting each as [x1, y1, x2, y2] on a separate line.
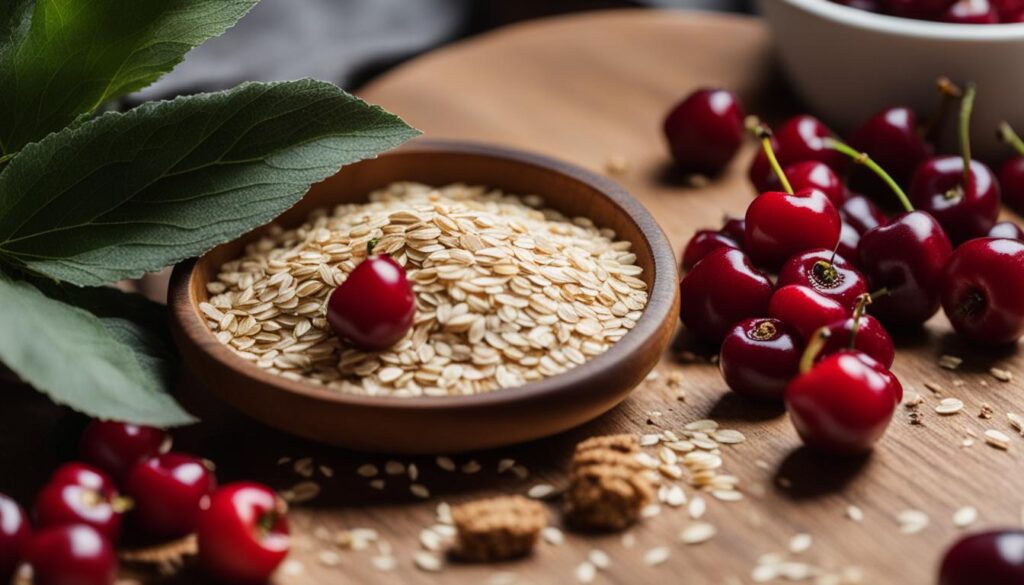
[758, 0, 1024, 161]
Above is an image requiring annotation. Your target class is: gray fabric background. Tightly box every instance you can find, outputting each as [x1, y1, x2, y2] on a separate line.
[135, 0, 748, 101]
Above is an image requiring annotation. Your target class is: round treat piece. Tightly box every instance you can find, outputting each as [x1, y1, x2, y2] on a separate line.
[451, 496, 547, 562]
[564, 434, 653, 531]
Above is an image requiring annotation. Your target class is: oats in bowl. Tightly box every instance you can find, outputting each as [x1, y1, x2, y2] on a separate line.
[202, 182, 648, 397]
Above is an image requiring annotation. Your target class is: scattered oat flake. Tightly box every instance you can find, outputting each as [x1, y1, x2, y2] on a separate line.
[644, 546, 670, 566]
[985, 429, 1011, 450]
[991, 368, 1013, 382]
[317, 550, 340, 567]
[689, 496, 707, 519]
[681, 522, 716, 545]
[621, 533, 637, 548]
[410, 484, 430, 499]
[372, 555, 397, 571]
[436, 456, 456, 472]
[588, 549, 611, 570]
[898, 509, 930, 534]
[846, 505, 864, 522]
[414, 552, 442, 572]
[789, 533, 813, 553]
[685, 419, 719, 432]
[542, 526, 565, 545]
[462, 460, 482, 474]
[281, 560, 304, 576]
[528, 484, 558, 499]
[497, 458, 516, 473]
[938, 355, 962, 370]
[1010, 413, 1024, 435]
[318, 465, 334, 478]
[712, 429, 746, 444]
[605, 155, 629, 175]
[953, 506, 978, 528]
[419, 529, 442, 551]
[924, 382, 944, 394]
[408, 463, 419, 481]
[712, 489, 743, 502]
[369, 479, 385, 490]
[576, 561, 596, 583]
[385, 461, 405, 475]
[489, 572, 518, 585]
[664, 485, 687, 507]
[936, 398, 964, 415]
[357, 464, 378, 478]
[640, 434, 661, 446]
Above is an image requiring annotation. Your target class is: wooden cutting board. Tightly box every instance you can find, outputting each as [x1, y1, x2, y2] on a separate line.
[1, 9, 1021, 585]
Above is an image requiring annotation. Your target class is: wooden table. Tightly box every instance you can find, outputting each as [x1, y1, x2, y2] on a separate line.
[3, 9, 1022, 585]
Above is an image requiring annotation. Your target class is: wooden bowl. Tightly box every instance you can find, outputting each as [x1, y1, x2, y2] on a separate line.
[169, 140, 679, 454]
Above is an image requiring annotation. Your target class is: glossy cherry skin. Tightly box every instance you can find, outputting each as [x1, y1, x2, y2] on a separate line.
[0, 494, 30, 583]
[719, 216, 746, 244]
[857, 211, 953, 328]
[719, 318, 803, 401]
[909, 156, 1000, 245]
[749, 116, 846, 191]
[681, 230, 739, 271]
[35, 463, 123, 542]
[819, 315, 896, 369]
[744, 189, 842, 270]
[990, 221, 1024, 240]
[841, 194, 889, 235]
[679, 248, 773, 344]
[939, 530, 1024, 585]
[941, 238, 1024, 345]
[785, 350, 901, 455]
[24, 524, 116, 585]
[327, 255, 415, 352]
[943, 0, 1000, 21]
[849, 107, 932, 201]
[197, 482, 290, 585]
[769, 285, 850, 341]
[883, 0, 957, 18]
[663, 88, 745, 176]
[79, 420, 168, 481]
[993, 0, 1024, 18]
[837, 223, 861, 265]
[777, 249, 869, 310]
[1000, 157, 1024, 212]
[762, 161, 846, 207]
[125, 453, 217, 540]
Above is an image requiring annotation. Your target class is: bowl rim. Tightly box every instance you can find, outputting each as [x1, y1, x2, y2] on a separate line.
[776, 0, 1024, 40]
[169, 138, 679, 413]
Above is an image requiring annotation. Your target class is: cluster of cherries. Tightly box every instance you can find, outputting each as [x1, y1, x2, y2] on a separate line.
[0, 421, 290, 585]
[832, 0, 1024, 23]
[666, 83, 1024, 584]
[666, 83, 1024, 455]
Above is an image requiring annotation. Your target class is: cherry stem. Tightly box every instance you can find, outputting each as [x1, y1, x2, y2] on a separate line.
[747, 117, 793, 194]
[870, 287, 890, 300]
[799, 328, 831, 374]
[826, 138, 914, 213]
[999, 122, 1024, 157]
[848, 293, 872, 350]
[924, 77, 963, 145]
[367, 237, 380, 255]
[959, 83, 977, 191]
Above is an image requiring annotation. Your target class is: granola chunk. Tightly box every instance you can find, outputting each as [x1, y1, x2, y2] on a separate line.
[565, 434, 653, 531]
[451, 496, 547, 562]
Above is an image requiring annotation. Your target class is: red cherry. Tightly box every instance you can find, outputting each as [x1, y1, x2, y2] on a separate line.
[1005, 8, 1024, 19]
[840, 193, 889, 235]
[769, 285, 850, 341]
[883, 0, 957, 18]
[681, 230, 739, 271]
[79, 420, 168, 481]
[820, 314, 895, 369]
[835, 0, 883, 9]
[857, 211, 952, 328]
[989, 221, 1024, 240]
[744, 189, 842, 270]
[663, 88, 745, 176]
[939, 530, 1024, 585]
[679, 248, 773, 344]
[719, 216, 746, 244]
[327, 255, 415, 352]
[785, 350, 901, 454]
[763, 161, 846, 207]
[125, 453, 217, 540]
[941, 238, 1024, 345]
[1001, 156, 1024, 213]
[197, 482, 290, 585]
[909, 156, 1000, 244]
[777, 249, 869, 310]
[837, 223, 861, 265]
[993, 0, 1024, 18]
[943, 0, 1000, 21]
[35, 463, 124, 542]
[749, 116, 846, 191]
[848, 107, 932, 202]
[719, 318, 802, 401]
[24, 524, 116, 585]
[0, 494, 30, 583]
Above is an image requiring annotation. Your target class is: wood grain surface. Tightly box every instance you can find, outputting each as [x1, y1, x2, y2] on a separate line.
[2, 9, 1022, 585]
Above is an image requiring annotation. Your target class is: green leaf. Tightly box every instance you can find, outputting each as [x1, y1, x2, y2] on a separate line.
[0, 79, 419, 286]
[0, 0, 258, 154]
[0, 272, 195, 426]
